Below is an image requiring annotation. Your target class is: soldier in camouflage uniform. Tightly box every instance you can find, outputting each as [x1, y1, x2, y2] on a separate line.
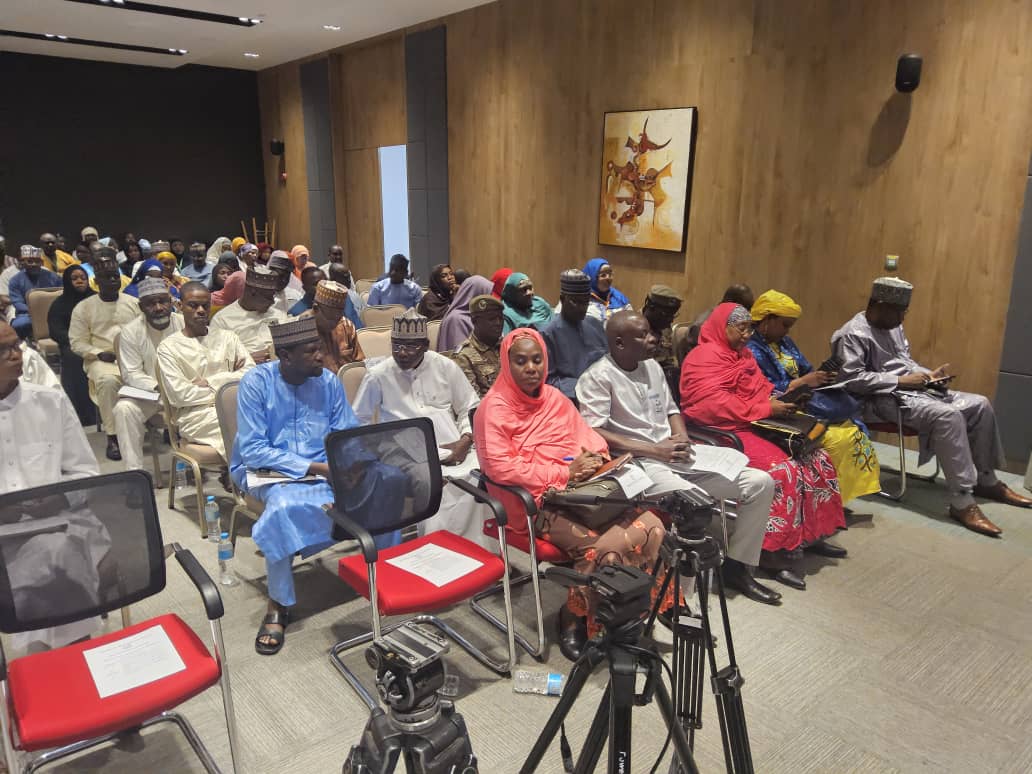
[642, 284, 683, 399]
[451, 294, 504, 397]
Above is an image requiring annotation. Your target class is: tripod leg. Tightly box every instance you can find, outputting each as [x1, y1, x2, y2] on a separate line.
[520, 647, 605, 774]
[700, 572, 754, 774]
[654, 672, 701, 774]
[572, 683, 611, 774]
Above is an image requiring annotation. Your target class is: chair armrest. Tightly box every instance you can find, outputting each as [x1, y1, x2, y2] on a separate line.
[325, 506, 378, 563]
[445, 475, 508, 528]
[0, 639, 6, 681]
[683, 421, 744, 451]
[469, 469, 539, 519]
[171, 543, 224, 620]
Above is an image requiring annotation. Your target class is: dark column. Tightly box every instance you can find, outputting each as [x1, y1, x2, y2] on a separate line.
[299, 58, 338, 264]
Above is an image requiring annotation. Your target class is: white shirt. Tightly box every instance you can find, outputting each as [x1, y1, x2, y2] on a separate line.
[273, 286, 304, 317]
[0, 381, 104, 651]
[118, 312, 184, 392]
[576, 355, 679, 445]
[156, 329, 255, 411]
[69, 294, 141, 366]
[353, 351, 478, 444]
[20, 344, 60, 390]
[209, 300, 287, 356]
[0, 264, 19, 296]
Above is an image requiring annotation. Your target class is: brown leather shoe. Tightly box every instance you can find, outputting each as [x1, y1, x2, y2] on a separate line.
[973, 482, 1032, 508]
[948, 504, 1002, 537]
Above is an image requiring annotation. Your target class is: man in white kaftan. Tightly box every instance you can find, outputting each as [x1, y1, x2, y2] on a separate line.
[157, 282, 254, 461]
[209, 264, 286, 364]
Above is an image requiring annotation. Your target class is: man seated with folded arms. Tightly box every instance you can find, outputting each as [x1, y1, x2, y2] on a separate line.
[156, 282, 254, 461]
[577, 311, 781, 604]
[539, 269, 608, 402]
[641, 284, 684, 398]
[353, 309, 487, 543]
[451, 293, 504, 397]
[303, 280, 363, 372]
[69, 250, 140, 460]
[368, 253, 423, 309]
[112, 278, 182, 472]
[9, 245, 62, 338]
[209, 265, 286, 364]
[832, 277, 1031, 536]
[231, 316, 402, 655]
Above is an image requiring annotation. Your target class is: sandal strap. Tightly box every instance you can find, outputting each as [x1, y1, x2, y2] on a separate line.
[262, 609, 290, 627]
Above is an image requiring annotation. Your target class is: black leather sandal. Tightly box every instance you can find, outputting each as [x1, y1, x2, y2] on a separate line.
[255, 609, 289, 655]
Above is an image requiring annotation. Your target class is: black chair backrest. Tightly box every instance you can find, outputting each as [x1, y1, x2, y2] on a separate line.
[325, 417, 443, 539]
[0, 470, 165, 634]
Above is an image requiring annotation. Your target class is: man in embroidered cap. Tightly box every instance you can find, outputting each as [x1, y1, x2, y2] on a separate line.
[157, 282, 253, 460]
[539, 269, 608, 401]
[353, 308, 489, 544]
[302, 279, 363, 372]
[267, 250, 303, 315]
[209, 265, 287, 363]
[368, 253, 422, 309]
[832, 277, 1031, 536]
[451, 294, 503, 397]
[642, 284, 684, 397]
[111, 277, 182, 472]
[69, 252, 141, 459]
[80, 226, 100, 247]
[232, 315, 402, 654]
[9, 245, 62, 338]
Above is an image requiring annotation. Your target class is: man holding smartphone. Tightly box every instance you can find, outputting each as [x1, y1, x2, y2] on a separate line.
[831, 277, 1031, 536]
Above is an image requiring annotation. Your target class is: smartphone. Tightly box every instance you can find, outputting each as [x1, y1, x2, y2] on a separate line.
[926, 375, 955, 388]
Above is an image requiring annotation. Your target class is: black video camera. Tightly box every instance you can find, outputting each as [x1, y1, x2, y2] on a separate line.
[657, 488, 716, 539]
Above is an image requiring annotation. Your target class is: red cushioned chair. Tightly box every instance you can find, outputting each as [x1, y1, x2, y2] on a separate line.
[323, 418, 516, 709]
[0, 471, 239, 774]
[866, 395, 940, 501]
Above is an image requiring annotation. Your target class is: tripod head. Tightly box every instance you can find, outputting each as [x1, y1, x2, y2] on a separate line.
[546, 564, 654, 635]
[366, 623, 449, 717]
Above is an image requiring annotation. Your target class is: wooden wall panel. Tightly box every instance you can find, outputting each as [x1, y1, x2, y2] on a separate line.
[341, 148, 386, 281]
[261, 0, 1032, 400]
[256, 63, 309, 249]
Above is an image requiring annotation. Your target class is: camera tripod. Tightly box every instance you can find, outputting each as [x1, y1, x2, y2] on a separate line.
[342, 697, 477, 774]
[343, 624, 478, 774]
[520, 565, 699, 774]
[642, 527, 754, 774]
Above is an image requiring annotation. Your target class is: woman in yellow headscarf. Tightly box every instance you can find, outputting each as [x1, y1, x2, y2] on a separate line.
[747, 290, 880, 505]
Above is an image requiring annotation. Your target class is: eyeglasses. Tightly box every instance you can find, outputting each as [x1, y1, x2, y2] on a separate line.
[391, 341, 427, 354]
[0, 342, 22, 359]
[729, 322, 754, 337]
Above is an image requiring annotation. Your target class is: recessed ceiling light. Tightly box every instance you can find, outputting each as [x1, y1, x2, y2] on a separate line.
[2, 28, 188, 55]
[323, 24, 342, 31]
[67, 1, 261, 27]
[244, 52, 260, 58]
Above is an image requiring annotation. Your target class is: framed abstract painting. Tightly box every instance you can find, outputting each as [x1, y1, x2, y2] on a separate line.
[598, 107, 698, 252]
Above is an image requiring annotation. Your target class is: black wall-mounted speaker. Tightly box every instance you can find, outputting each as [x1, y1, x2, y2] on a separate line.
[270, 139, 285, 156]
[895, 54, 922, 93]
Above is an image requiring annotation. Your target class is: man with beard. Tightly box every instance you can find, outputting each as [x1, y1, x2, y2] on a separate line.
[539, 269, 608, 401]
[451, 294, 504, 397]
[231, 316, 398, 655]
[9, 245, 62, 337]
[179, 241, 212, 285]
[112, 278, 182, 472]
[156, 282, 253, 461]
[69, 251, 140, 459]
[209, 265, 286, 364]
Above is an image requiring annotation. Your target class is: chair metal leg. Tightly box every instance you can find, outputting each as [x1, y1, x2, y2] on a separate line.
[878, 423, 909, 501]
[120, 606, 131, 628]
[210, 619, 240, 774]
[148, 427, 164, 489]
[22, 712, 223, 774]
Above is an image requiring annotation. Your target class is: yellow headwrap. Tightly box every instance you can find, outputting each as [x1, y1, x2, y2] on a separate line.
[231, 236, 247, 253]
[155, 251, 176, 262]
[750, 290, 802, 321]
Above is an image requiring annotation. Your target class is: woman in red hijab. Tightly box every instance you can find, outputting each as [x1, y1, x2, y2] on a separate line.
[680, 303, 845, 590]
[490, 267, 513, 299]
[475, 328, 672, 660]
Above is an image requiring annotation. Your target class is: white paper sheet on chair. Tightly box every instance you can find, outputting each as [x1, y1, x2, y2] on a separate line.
[385, 543, 484, 587]
[117, 385, 160, 401]
[83, 624, 187, 698]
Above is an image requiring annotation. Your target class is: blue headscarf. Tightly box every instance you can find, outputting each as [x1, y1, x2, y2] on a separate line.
[583, 257, 630, 311]
[125, 259, 178, 298]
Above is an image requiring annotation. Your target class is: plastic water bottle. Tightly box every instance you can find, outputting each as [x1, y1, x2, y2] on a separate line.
[513, 669, 564, 696]
[173, 460, 187, 489]
[217, 532, 238, 587]
[204, 496, 221, 542]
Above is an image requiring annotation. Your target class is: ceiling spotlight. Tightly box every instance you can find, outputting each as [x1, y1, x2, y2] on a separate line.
[250, 18, 263, 24]
[238, 16, 248, 22]
[244, 52, 260, 58]
[57, 34, 68, 40]
[322, 24, 342, 31]
[177, 48, 187, 54]
[45, 33, 56, 38]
